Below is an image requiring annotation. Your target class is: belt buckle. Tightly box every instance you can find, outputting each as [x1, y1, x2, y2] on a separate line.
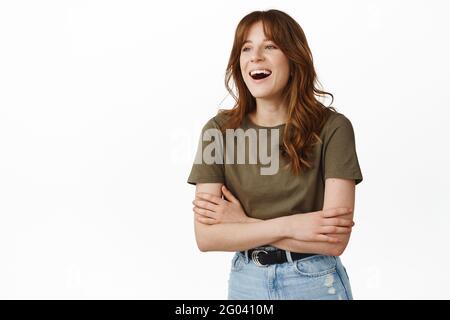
[251, 249, 269, 267]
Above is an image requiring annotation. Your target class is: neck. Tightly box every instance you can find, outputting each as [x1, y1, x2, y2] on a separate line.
[249, 97, 288, 127]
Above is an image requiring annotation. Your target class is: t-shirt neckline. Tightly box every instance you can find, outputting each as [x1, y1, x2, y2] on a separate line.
[245, 113, 287, 129]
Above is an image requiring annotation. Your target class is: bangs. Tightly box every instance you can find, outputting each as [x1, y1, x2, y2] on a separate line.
[236, 16, 279, 50]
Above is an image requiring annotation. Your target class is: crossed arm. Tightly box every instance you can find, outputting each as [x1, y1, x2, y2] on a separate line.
[192, 178, 356, 256]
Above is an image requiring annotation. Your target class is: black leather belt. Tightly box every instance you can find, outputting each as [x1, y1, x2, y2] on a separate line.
[240, 248, 317, 267]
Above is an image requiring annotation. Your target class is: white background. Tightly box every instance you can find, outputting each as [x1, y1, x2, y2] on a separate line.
[1, 0, 449, 299]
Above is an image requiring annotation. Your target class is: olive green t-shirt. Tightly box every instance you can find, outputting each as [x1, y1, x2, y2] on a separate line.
[187, 110, 363, 220]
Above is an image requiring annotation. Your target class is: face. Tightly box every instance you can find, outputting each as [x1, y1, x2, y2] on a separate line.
[240, 21, 290, 103]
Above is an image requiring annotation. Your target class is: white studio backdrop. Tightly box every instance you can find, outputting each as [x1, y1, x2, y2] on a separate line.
[0, 0, 449, 299]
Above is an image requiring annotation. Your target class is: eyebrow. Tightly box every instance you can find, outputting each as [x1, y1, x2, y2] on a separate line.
[243, 38, 272, 45]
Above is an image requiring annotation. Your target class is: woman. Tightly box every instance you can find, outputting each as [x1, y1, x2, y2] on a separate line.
[187, 9, 363, 300]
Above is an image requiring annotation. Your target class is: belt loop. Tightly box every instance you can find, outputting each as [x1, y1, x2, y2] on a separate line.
[244, 250, 249, 263]
[285, 250, 294, 265]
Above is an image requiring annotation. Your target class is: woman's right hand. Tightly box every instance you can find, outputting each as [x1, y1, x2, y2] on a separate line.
[286, 208, 355, 243]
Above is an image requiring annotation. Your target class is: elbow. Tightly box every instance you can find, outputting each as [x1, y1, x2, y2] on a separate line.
[194, 219, 221, 252]
[194, 220, 210, 252]
[195, 236, 209, 252]
[196, 241, 209, 252]
[195, 232, 212, 252]
[329, 243, 348, 256]
[329, 246, 345, 257]
[329, 234, 351, 256]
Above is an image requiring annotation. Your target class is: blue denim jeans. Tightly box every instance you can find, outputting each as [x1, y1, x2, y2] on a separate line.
[227, 246, 353, 300]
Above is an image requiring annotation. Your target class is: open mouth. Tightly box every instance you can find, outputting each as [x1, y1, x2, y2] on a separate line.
[249, 69, 272, 80]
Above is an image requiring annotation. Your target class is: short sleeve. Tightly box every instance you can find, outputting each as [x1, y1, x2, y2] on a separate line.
[187, 117, 225, 185]
[322, 115, 363, 185]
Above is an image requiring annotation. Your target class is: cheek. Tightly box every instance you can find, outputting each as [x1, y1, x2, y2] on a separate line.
[279, 62, 290, 76]
[274, 54, 290, 74]
[273, 64, 290, 82]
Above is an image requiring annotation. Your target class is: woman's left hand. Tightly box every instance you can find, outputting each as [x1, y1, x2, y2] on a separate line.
[193, 185, 248, 225]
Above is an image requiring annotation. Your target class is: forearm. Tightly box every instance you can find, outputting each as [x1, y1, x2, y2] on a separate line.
[246, 217, 347, 256]
[196, 216, 289, 252]
[269, 237, 344, 256]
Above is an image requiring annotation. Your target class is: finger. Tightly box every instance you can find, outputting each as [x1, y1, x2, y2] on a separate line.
[322, 207, 353, 218]
[193, 206, 217, 220]
[322, 218, 355, 227]
[221, 185, 238, 203]
[319, 226, 352, 234]
[194, 213, 218, 225]
[192, 199, 218, 211]
[196, 192, 225, 205]
[333, 213, 353, 221]
[314, 234, 341, 243]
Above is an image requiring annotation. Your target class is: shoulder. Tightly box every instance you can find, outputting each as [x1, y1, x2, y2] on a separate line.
[323, 110, 355, 134]
[319, 110, 360, 149]
[201, 109, 232, 131]
[213, 109, 232, 127]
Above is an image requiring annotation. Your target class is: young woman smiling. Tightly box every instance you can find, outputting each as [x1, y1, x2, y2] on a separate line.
[187, 9, 363, 300]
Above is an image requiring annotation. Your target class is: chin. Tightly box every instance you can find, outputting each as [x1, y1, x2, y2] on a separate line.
[249, 90, 273, 98]
[252, 94, 270, 99]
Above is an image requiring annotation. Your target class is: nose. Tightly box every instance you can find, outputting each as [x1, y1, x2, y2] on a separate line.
[250, 48, 264, 63]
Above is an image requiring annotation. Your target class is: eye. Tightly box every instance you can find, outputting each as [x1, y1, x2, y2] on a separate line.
[241, 44, 277, 52]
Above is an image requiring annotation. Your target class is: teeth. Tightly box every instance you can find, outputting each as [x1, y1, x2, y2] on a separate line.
[250, 69, 272, 76]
